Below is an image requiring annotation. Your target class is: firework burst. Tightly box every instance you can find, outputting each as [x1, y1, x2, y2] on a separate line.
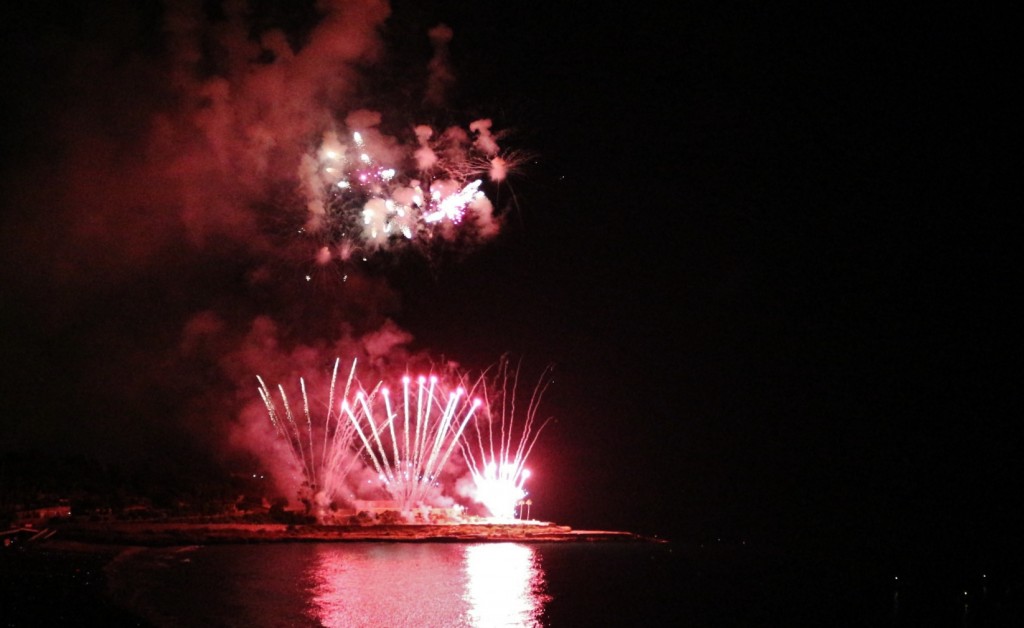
[299, 116, 512, 263]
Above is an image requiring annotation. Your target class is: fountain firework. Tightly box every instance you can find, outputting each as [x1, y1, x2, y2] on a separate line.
[461, 357, 554, 520]
[257, 356, 553, 521]
[343, 372, 484, 512]
[257, 359, 362, 518]
[259, 358, 492, 518]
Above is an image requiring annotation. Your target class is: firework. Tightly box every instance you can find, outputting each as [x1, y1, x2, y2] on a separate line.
[257, 359, 362, 518]
[258, 356, 552, 521]
[461, 357, 554, 520]
[343, 372, 483, 512]
[300, 118, 510, 261]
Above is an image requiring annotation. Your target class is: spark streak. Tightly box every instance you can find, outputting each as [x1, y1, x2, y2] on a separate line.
[344, 374, 483, 512]
[257, 359, 361, 518]
[461, 357, 554, 520]
[258, 356, 552, 521]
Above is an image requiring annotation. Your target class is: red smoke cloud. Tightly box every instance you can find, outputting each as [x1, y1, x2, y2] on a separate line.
[0, 1, 511, 494]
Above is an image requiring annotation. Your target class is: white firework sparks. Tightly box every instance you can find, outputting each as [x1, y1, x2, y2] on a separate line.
[461, 357, 554, 520]
[300, 117, 508, 261]
[258, 355, 553, 522]
[343, 373, 483, 512]
[257, 359, 362, 519]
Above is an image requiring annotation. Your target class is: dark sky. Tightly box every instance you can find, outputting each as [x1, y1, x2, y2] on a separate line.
[0, 1, 1017, 555]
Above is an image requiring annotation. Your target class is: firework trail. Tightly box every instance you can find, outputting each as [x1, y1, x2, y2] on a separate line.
[343, 371, 483, 512]
[259, 358, 489, 516]
[460, 356, 554, 520]
[257, 358, 362, 518]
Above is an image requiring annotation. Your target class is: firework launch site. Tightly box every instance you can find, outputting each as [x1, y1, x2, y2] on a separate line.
[29, 520, 655, 547]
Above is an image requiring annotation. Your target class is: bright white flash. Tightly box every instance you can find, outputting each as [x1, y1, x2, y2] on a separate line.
[423, 180, 483, 224]
[306, 120, 509, 254]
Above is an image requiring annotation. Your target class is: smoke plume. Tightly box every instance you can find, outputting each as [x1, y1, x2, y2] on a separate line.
[0, 0, 515, 506]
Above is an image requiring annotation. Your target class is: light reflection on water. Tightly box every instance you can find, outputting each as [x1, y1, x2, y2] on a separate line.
[105, 540, 997, 626]
[309, 543, 549, 627]
[464, 544, 550, 627]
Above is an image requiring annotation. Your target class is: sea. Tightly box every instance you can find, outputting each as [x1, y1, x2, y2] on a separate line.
[4, 540, 1022, 627]
[94, 541, 1020, 627]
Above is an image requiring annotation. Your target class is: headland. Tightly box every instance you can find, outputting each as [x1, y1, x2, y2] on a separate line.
[44, 521, 663, 546]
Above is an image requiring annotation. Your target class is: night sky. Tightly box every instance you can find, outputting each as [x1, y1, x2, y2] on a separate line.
[0, 0, 1017, 560]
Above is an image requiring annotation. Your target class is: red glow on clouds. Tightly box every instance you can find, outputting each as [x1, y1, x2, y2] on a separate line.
[0, 1, 540, 489]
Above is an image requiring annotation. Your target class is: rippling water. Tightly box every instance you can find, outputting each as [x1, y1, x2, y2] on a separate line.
[103, 541, 1020, 626]
[108, 542, 678, 627]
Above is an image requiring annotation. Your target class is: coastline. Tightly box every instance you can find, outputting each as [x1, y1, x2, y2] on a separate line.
[2, 525, 660, 627]
[47, 521, 665, 546]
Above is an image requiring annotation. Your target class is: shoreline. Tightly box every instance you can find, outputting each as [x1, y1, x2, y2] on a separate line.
[3, 524, 659, 627]
[45, 521, 665, 546]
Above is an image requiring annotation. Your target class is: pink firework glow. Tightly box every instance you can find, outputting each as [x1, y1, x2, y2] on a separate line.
[461, 357, 554, 520]
[257, 356, 551, 521]
[342, 372, 483, 512]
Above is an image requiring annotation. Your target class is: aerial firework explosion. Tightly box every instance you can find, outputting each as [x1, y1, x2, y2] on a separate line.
[299, 115, 509, 262]
[257, 356, 550, 521]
